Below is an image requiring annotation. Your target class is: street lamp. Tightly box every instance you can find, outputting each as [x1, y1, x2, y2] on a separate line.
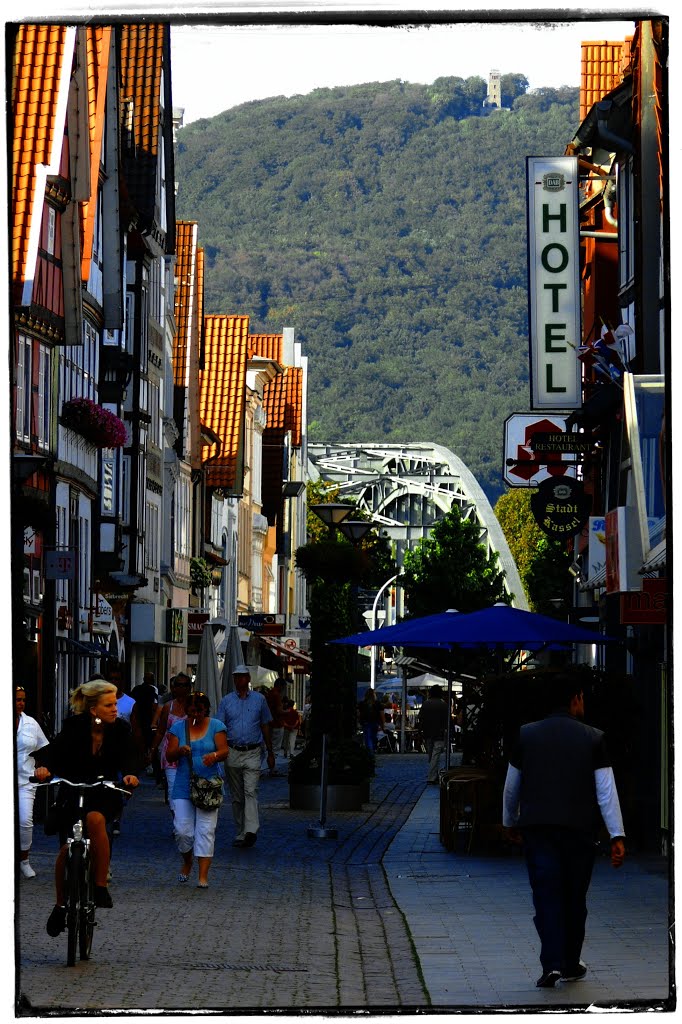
[311, 503, 353, 529]
[337, 520, 374, 545]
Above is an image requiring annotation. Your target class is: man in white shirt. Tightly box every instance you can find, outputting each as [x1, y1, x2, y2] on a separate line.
[502, 675, 625, 989]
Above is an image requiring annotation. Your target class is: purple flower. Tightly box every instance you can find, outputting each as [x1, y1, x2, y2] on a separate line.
[61, 398, 127, 448]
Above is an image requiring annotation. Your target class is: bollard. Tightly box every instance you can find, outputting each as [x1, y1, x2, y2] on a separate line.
[307, 732, 338, 839]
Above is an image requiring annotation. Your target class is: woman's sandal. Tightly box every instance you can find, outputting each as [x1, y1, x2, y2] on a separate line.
[196, 882, 209, 888]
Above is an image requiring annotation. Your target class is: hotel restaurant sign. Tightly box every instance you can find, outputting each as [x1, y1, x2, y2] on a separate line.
[526, 156, 581, 409]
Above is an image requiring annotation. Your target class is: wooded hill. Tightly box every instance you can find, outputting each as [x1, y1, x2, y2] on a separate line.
[174, 77, 579, 503]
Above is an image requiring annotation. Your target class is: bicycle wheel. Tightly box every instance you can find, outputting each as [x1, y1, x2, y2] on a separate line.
[78, 852, 95, 961]
[65, 844, 83, 967]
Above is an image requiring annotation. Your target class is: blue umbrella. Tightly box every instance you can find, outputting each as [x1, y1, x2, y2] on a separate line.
[332, 603, 618, 652]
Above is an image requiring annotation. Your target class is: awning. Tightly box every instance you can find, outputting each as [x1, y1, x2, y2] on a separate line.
[640, 540, 666, 574]
[59, 637, 111, 657]
[259, 635, 312, 666]
[580, 566, 607, 591]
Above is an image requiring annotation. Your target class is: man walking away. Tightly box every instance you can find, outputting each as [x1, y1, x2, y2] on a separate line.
[502, 674, 626, 989]
[217, 665, 274, 848]
[417, 685, 449, 784]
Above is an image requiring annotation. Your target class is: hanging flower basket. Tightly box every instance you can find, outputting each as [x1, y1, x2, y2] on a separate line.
[60, 398, 127, 448]
[190, 557, 212, 589]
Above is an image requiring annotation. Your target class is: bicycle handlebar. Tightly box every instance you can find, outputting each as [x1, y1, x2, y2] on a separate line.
[29, 776, 133, 797]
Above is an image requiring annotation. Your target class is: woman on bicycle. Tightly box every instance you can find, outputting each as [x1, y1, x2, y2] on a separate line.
[165, 691, 228, 888]
[34, 679, 139, 937]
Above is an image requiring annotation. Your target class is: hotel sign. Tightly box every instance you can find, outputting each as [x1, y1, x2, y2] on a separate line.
[527, 156, 581, 409]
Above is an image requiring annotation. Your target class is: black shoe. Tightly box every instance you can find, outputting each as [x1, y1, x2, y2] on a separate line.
[94, 886, 113, 908]
[232, 838, 246, 848]
[536, 969, 561, 988]
[46, 905, 67, 937]
[561, 962, 587, 981]
[243, 832, 257, 847]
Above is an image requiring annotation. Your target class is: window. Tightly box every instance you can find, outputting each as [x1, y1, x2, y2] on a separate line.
[46, 206, 56, 256]
[148, 380, 161, 447]
[618, 157, 635, 293]
[101, 451, 116, 514]
[37, 344, 51, 450]
[145, 501, 160, 571]
[16, 335, 32, 442]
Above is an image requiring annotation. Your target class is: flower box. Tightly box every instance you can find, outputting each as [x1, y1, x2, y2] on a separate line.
[60, 398, 127, 448]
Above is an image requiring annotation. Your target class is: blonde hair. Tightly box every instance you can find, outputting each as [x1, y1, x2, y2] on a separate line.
[69, 680, 117, 715]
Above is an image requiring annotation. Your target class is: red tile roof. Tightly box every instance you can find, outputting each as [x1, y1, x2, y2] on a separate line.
[173, 221, 199, 388]
[119, 23, 168, 230]
[263, 367, 303, 449]
[260, 366, 303, 524]
[580, 38, 633, 121]
[79, 27, 112, 282]
[11, 24, 76, 301]
[248, 333, 283, 364]
[200, 315, 249, 491]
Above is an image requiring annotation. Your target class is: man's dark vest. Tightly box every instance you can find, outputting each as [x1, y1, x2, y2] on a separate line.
[514, 712, 607, 834]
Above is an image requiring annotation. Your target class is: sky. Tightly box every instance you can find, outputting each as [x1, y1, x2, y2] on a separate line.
[170, 15, 637, 125]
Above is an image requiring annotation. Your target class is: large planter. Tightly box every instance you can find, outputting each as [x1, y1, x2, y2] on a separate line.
[289, 780, 370, 811]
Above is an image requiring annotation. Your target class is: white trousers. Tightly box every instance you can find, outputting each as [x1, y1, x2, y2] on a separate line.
[18, 785, 37, 852]
[172, 798, 219, 858]
[225, 747, 262, 839]
[426, 739, 446, 782]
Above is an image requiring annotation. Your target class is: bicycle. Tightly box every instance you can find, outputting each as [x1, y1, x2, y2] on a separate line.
[31, 776, 131, 966]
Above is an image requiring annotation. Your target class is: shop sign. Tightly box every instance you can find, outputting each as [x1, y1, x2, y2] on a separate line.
[620, 578, 667, 625]
[238, 613, 285, 636]
[530, 477, 590, 537]
[605, 506, 644, 594]
[527, 156, 581, 409]
[588, 517, 607, 583]
[188, 613, 210, 637]
[90, 595, 113, 633]
[45, 549, 76, 580]
[504, 413, 577, 486]
[166, 608, 185, 644]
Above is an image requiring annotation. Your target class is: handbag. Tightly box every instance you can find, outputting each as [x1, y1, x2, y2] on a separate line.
[185, 723, 224, 811]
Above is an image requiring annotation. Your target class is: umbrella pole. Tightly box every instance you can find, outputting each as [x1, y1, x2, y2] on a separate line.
[446, 666, 453, 770]
[400, 665, 407, 753]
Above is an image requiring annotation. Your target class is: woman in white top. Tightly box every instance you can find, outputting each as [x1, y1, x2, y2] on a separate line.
[15, 686, 49, 878]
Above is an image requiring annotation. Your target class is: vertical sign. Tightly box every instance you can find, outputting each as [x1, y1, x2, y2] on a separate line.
[527, 156, 582, 409]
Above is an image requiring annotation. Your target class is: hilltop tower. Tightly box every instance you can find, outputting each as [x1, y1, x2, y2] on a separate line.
[487, 68, 501, 108]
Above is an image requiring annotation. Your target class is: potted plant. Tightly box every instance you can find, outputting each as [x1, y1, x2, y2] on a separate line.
[288, 735, 375, 811]
[60, 398, 127, 448]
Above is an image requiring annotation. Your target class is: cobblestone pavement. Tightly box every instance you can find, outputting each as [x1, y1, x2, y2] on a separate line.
[15, 751, 673, 1017]
[16, 753, 430, 1015]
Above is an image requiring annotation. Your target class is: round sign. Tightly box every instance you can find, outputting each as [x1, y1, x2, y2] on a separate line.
[530, 476, 591, 538]
[284, 638, 297, 650]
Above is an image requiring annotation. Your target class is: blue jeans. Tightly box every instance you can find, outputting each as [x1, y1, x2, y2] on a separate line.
[362, 723, 378, 753]
[522, 826, 596, 972]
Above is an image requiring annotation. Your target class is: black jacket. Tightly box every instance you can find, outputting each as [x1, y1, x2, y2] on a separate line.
[36, 713, 137, 784]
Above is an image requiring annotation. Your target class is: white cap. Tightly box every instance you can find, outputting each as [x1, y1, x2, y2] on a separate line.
[233, 664, 251, 677]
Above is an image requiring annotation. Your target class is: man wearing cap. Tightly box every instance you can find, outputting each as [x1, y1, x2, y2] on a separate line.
[216, 665, 275, 848]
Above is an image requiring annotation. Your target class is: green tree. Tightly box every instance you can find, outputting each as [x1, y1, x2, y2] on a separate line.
[400, 505, 507, 618]
[295, 520, 396, 749]
[494, 488, 573, 614]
